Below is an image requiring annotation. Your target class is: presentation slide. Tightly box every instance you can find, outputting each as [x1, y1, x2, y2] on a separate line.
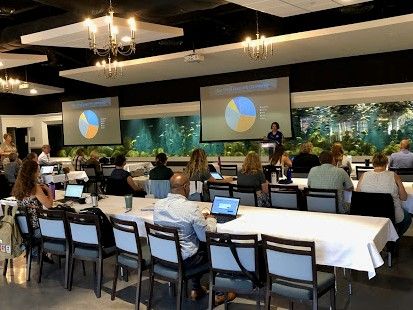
[62, 97, 122, 146]
[200, 77, 292, 142]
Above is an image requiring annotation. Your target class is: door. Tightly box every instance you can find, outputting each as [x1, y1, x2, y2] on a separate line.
[14, 128, 29, 159]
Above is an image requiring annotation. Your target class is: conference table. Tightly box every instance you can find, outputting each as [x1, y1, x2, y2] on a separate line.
[41, 171, 89, 184]
[1, 190, 397, 280]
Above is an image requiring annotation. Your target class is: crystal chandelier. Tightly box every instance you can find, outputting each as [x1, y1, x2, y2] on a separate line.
[243, 11, 273, 61]
[96, 55, 123, 79]
[0, 72, 20, 93]
[84, 0, 136, 58]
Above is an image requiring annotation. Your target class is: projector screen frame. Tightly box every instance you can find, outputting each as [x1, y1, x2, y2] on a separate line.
[199, 76, 293, 143]
[61, 96, 123, 146]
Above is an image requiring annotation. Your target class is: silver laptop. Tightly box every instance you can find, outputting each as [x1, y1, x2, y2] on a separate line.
[40, 166, 54, 175]
[211, 196, 240, 224]
[56, 184, 84, 202]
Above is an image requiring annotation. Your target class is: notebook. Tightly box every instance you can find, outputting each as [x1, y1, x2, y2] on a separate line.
[211, 196, 240, 224]
[56, 184, 84, 203]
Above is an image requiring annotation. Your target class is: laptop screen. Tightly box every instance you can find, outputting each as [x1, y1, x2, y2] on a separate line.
[65, 185, 84, 198]
[211, 196, 240, 216]
[210, 172, 224, 180]
[40, 166, 54, 174]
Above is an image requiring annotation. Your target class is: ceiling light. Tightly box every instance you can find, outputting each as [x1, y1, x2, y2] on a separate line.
[95, 56, 123, 79]
[121, 36, 131, 43]
[30, 88, 38, 95]
[0, 72, 20, 93]
[243, 11, 273, 61]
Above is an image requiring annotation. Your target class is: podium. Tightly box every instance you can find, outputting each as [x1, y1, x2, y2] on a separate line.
[260, 141, 277, 159]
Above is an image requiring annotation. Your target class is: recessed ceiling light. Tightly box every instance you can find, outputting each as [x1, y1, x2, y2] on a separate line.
[30, 88, 38, 95]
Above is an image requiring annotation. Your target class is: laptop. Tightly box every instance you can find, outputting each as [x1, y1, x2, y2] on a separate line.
[56, 184, 84, 203]
[40, 166, 54, 175]
[211, 196, 240, 224]
[210, 171, 224, 180]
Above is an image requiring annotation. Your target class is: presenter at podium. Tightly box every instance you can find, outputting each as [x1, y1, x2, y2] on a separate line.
[266, 122, 283, 146]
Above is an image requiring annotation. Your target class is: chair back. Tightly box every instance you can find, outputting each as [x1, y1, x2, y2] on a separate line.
[269, 184, 300, 210]
[291, 167, 311, 179]
[263, 165, 282, 182]
[66, 212, 100, 246]
[188, 181, 203, 201]
[305, 188, 338, 213]
[262, 234, 316, 288]
[231, 185, 258, 207]
[149, 180, 171, 199]
[145, 223, 181, 266]
[111, 217, 142, 258]
[15, 208, 33, 238]
[350, 191, 395, 223]
[207, 182, 232, 202]
[106, 177, 132, 196]
[206, 232, 258, 275]
[82, 164, 97, 178]
[356, 166, 374, 180]
[220, 164, 238, 176]
[390, 168, 413, 182]
[37, 209, 68, 242]
[102, 165, 116, 178]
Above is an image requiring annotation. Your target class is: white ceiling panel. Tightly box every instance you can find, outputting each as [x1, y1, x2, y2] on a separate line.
[21, 17, 184, 48]
[0, 53, 47, 69]
[8, 82, 64, 96]
[59, 14, 413, 87]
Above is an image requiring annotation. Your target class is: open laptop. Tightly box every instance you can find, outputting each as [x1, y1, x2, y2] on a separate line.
[40, 166, 54, 175]
[210, 171, 224, 180]
[211, 196, 240, 224]
[56, 184, 84, 203]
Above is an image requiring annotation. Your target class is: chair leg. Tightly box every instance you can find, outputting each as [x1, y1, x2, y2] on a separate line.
[96, 259, 103, 298]
[208, 272, 215, 310]
[148, 272, 154, 310]
[68, 258, 75, 291]
[176, 277, 183, 310]
[312, 298, 317, 310]
[64, 252, 70, 289]
[289, 301, 294, 310]
[2, 259, 8, 276]
[82, 260, 86, 276]
[37, 249, 44, 283]
[265, 288, 271, 310]
[58, 256, 62, 269]
[330, 287, 336, 310]
[135, 267, 142, 310]
[26, 245, 32, 281]
[256, 288, 261, 310]
[111, 264, 119, 301]
[184, 280, 188, 298]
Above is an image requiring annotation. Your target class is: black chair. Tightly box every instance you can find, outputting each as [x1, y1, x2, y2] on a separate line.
[304, 188, 339, 214]
[82, 164, 100, 193]
[231, 185, 258, 207]
[106, 177, 132, 196]
[355, 166, 374, 180]
[206, 232, 261, 309]
[268, 184, 301, 210]
[207, 182, 232, 202]
[220, 164, 238, 177]
[350, 191, 396, 266]
[0, 173, 11, 198]
[263, 165, 282, 183]
[101, 165, 116, 192]
[262, 235, 336, 310]
[145, 223, 209, 310]
[389, 168, 413, 182]
[67, 212, 116, 298]
[291, 167, 311, 179]
[110, 217, 150, 310]
[37, 209, 70, 288]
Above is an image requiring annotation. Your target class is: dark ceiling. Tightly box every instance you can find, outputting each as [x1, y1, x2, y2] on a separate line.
[0, 0, 413, 90]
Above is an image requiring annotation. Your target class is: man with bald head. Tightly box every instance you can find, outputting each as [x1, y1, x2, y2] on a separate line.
[389, 139, 413, 169]
[153, 172, 217, 300]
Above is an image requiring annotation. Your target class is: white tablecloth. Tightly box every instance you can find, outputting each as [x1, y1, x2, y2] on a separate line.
[124, 162, 153, 173]
[41, 171, 89, 184]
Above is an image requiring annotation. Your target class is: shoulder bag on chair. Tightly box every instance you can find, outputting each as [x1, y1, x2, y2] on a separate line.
[0, 205, 23, 260]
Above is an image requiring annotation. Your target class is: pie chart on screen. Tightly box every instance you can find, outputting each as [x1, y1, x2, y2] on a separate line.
[79, 110, 100, 139]
[225, 96, 257, 132]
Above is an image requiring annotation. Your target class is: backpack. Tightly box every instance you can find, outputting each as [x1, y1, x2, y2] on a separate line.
[79, 207, 115, 248]
[0, 205, 23, 260]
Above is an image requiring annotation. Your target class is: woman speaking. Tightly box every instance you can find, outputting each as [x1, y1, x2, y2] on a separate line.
[266, 122, 283, 146]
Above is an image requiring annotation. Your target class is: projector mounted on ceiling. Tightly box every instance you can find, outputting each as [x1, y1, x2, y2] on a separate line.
[184, 52, 204, 63]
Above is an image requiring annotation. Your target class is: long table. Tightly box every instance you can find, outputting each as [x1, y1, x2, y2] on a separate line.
[1, 191, 395, 279]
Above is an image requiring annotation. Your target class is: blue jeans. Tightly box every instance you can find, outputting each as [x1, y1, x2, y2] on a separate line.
[396, 209, 412, 236]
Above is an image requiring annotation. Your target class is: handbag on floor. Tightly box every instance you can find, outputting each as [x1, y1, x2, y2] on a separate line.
[0, 205, 23, 260]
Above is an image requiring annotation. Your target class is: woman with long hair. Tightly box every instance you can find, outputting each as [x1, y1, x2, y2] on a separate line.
[12, 160, 54, 231]
[238, 151, 269, 207]
[269, 145, 292, 176]
[331, 142, 352, 174]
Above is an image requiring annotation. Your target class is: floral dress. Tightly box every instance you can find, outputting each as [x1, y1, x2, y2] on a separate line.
[17, 196, 43, 230]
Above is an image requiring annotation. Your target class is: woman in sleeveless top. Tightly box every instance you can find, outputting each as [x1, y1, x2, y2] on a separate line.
[356, 153, 412, 236]
[12, 160, 54, 231]
[269, 145, 292, 177]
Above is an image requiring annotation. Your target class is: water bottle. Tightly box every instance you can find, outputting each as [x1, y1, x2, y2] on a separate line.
[48, 182, 56, 200]
[286, 168, 292, 181]
[271, 172, 278, 184]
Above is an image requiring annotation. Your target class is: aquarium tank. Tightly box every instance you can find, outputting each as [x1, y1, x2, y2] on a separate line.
[57, 101, 413, 158]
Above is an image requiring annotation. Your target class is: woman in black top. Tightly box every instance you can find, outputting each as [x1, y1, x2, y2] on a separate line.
[267, 122, 283, 146]
[149, 153, 174, 180]
[292, 142, 320, 171]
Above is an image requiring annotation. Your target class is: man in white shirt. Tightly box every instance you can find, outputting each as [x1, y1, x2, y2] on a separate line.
[38, 144, 58, 166]
[154, 172, 216, 300]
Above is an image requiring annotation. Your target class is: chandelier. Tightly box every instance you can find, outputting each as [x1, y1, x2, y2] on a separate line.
[243, 11, 273, 61]
[96, 56, 123, 79]
[84, 0, 136, 58]
[0, 72, 20, 93]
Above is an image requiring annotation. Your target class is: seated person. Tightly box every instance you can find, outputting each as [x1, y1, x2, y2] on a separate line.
[38, 144, 59, 166]
[331, 142, 352, 174]
[72, 148, 86, 171]
[389, 139, 413, 169]
[154, 173, 235, 303]
[269, 145, 292, 178]
[149, 152, 174, 180]
[292, 142, 320, 171]
[106, 154, 146, 197]
[85, 151, 102, 176]
[307, 151, 354, 213]
[237, 152, 269, 207]
[357, 153, 412, 236]
[4, 152, 21, 184]
[26, 152, 38, 163]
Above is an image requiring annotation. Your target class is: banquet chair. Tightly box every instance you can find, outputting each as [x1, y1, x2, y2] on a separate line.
[262, 235, 336, 310]
[145, 223, 209, 310]
[355, 166, 374, 180]
[206, 232, 261, 310]
[220, 164, 238, 177]
[67, 212, 116, 298]
[390, 168, 413, 182]
[148, 180, 171, 199]
[263, 165, 282, 183]
[82, 164, 99, 193]
[304, 188, 339, 213]
[231, 185, 258, 207]
[350, 191, 396, 267]
[37, 209, 70, 288]
[268, 184, 301, 210]
[207, 182, 232, 202]
[110, 217, 150, 310]
[189, 181, 203, 201]
[291, 167, 311, 179]
[101, 165, 116, 192]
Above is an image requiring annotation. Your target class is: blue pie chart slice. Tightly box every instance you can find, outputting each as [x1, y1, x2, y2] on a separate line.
[225, 96, 256, 132]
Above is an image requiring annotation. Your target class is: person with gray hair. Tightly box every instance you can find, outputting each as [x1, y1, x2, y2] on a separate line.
[389, 139, 413, 169]
[38, 144, 59, 166]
